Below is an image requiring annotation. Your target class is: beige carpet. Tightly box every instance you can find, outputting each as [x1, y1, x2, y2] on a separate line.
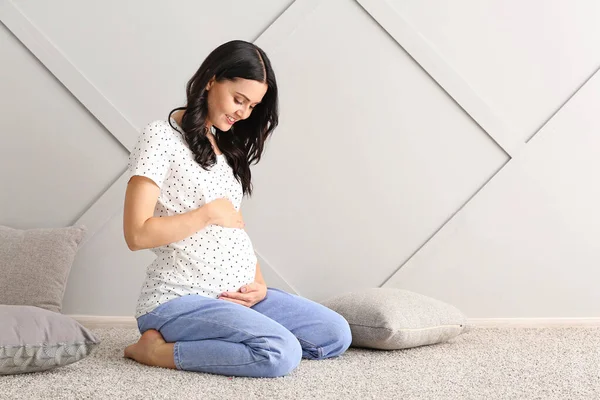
[2, 327, 599, 399]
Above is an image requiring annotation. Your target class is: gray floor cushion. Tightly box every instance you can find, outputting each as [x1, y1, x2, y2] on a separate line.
[321, 287, 469, 350]
[0, 305, 100, 375]
[0, 225, 86, 313]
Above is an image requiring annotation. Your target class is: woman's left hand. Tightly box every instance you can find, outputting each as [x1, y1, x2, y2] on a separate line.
[218, 282, 267, 307]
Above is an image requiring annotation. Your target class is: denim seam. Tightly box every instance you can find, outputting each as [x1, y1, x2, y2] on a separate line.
[296, 337, 324, 359]
[171, 315, 272, 350]
[182, 357, 273, 369]
[173, 342, 183, 370]
[174, 339, 274, 369]
[145, 310, 272, 347]
[146, 312, 274, 367]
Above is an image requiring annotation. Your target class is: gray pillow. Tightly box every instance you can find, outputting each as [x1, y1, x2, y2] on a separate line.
[0, 225, 86, 313]
[321, 288, 469, 350]
[0, 305, 100, 375]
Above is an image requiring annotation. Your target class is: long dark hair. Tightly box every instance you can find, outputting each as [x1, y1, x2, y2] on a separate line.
[168, 40, 278, 196]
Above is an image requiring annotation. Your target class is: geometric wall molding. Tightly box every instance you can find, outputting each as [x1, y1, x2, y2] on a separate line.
[524, 63, 600, 146]
[2, 0, 598, 309]
[379, 64, 600, 287]
[0, 0, 299, 290]
[244, 0, 509, 299]
[381, 67, 600, 319]
[0, 1, 138, 152]
[0, 0, 136, 245]
[357, 0, 521, 158]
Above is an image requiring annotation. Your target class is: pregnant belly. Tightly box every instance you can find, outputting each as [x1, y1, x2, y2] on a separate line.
[187, 225, 256, 266]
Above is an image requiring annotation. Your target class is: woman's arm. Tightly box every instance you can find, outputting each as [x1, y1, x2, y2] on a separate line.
[123, 176, 213, 251]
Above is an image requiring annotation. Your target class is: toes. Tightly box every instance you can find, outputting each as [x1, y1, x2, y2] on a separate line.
[124, 344, 136, 359]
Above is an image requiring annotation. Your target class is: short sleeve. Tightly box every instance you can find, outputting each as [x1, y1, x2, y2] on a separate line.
[127, 120, 174, 188]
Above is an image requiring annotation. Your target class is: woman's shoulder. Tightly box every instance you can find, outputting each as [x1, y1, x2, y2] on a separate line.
[138, 119, 181, 143]
[141, 119, 176, 134]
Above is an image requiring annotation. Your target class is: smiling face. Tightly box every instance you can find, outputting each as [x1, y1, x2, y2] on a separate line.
[205, 77, 268, 132]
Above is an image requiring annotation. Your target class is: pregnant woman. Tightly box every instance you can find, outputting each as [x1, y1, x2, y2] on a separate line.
[122, 40, 351, 378]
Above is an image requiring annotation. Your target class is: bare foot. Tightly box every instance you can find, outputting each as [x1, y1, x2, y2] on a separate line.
[124, 329, 167, 366]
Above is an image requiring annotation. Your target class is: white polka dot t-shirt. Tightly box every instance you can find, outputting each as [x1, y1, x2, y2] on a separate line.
[128, 119, 257, 318]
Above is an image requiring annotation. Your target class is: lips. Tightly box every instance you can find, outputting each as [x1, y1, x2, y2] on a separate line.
[226, 115, 236, 125]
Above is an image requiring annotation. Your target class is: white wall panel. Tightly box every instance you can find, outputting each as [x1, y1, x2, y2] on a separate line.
[2, 0, 598, 319]
[242, 0, 507, 302]
[0, 23, 128, 229]
[386, 0, 600, 141]
[385, 70, 600, 318]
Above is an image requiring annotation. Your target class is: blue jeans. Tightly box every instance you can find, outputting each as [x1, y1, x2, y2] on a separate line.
[136, 287, 352, 378]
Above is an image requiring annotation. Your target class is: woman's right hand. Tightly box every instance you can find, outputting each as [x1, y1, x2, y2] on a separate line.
[206, 198, 245, 229]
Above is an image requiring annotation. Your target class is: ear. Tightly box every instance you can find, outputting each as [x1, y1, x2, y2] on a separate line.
[206, 76, 216, 91]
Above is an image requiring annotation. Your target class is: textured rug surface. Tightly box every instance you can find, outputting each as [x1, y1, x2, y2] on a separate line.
[1, 327, 599, 399]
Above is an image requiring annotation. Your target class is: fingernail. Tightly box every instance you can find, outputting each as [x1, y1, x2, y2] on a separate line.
[220, 293, 228, 297]
[241, 287, 247, 293]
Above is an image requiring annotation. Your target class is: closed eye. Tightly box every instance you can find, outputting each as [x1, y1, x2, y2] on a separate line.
[235, 98, 257, 110]
[235, 91, 261, 109]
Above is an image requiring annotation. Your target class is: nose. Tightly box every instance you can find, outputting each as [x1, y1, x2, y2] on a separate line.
[235, 105, 251, 120]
